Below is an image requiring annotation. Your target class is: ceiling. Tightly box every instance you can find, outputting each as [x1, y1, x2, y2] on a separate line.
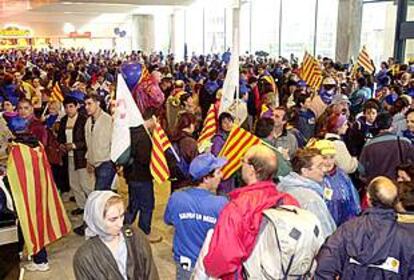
[0, 0, 194, 21]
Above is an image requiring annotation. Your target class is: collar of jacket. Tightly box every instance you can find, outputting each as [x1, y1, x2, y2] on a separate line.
[397, 212, 414, 223]
[228, 180, 277, 200]
[363, 207, 396, 219]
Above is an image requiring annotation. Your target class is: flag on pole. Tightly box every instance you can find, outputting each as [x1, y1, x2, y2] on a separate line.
[198, 104, 217, 148]
[357, 46, 375, 74]
[7, 143, 71, 255]
[111, 74, 144, 165]
[50, 83, 64, 102]
[150, 123, 172, 183]
[218, 126, 261, 180]
[219, 28, 239, 116]
[300, 52, 323, 91]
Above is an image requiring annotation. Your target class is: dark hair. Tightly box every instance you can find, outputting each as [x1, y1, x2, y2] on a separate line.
[376, 112, 393, 131]
[397, 163, 414, 181]
[296, 93, 310, 107]
[363, 99, 380, 113]
[174, 112, 196, 133]
[142, 107, 157, 121]
[407, 108, 414, 118]
[218, 112, 234, 130]
[398, 182, 414, 211]
[18, 97, 32, 106]
[84, 93, 101, 103]
[255, 118, 274, 138]
[179, 93, 192, 106]
[390, 97, 410, 115]
[291, 148, 321, 175]
[63, 97, 78, 106]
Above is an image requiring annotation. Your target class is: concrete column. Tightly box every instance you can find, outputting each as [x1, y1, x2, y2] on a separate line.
[335, 0, 363, 63]
[232, 0, 241, 53]
[169, 13, 175, 54]
[131, 15, 155, 52]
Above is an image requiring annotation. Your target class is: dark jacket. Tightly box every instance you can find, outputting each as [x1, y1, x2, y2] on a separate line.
[73, 226, 159, 280]
[316, 208, 414, 280]
[58, 113, 88, 170]
[124, 126, 152, 183]
[359, 132, 414, 182]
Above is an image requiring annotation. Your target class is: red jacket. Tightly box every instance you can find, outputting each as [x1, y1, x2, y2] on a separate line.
[203, 180, 299, 279]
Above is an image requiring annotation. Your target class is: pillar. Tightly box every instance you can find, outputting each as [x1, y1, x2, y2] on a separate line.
[335, 0, 363, 63]
[131, 15, 155, 52]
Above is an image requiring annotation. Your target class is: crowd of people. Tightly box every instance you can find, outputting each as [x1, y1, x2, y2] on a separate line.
[0, 47, 414, 279]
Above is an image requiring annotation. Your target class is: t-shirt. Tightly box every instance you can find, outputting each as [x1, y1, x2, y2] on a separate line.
[164, 187, 228, 268]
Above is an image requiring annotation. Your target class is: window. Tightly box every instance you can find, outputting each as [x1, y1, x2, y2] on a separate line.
[361, 1, 397, 66]
[281, 0, 317, 58]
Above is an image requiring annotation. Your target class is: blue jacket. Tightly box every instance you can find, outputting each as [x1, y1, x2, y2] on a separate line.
[359, 132, 414, 182]
[297, 108, 316, 141]
[164, 187, 227, 268]
[316, 208, 414, 279]
[323, 168, 361, 226]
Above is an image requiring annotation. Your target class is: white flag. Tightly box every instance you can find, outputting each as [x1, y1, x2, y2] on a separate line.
[219, 29, 239, 116]
[110, 74, 144, 163]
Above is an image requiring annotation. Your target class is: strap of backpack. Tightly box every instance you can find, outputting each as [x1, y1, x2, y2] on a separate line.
[397, 136, 405, 165]
[272, 209, 296, 280]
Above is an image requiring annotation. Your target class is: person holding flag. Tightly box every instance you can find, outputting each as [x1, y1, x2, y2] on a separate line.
[123, 108, 162, 243]
[111, 74, 162, 243]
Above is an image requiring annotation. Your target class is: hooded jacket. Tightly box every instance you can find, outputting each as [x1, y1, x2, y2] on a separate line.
[203, 180, 298, 280]
[316, 208, 414, 280]
[278, 172, 337, 238]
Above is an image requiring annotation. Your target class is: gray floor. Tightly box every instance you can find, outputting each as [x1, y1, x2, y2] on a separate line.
[23, 179, 176, 280]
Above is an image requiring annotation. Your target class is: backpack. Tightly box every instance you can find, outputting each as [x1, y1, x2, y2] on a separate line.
[243, 206, 324, 280]
[166, 142, 190, 181]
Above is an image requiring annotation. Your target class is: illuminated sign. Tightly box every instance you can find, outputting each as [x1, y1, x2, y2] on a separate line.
[69, 32, 91, 38]
[0, 25, 32, 37]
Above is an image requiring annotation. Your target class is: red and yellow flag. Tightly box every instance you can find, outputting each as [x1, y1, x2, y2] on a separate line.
[198, 104, 217, 147]
[300, 52, 323, 91]
[218, 126, 261, 180]
[150, 124, 172, 183]
[51, 83, 64, 102]
[7, 143, 71, 255]
[357, 46, 375, 74]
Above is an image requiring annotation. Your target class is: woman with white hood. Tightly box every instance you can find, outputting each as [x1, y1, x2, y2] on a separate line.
[73, 191, 159, 280]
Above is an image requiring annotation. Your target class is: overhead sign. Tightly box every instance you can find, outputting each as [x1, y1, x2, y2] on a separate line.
[0, 26, 32, 37]
[68, 32, 91, 38]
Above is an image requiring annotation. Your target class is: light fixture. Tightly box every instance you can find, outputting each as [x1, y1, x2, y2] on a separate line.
[63, 23, 75, 34]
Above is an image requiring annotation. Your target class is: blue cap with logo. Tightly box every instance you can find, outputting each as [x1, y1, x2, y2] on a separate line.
[189, 153, 227, 180]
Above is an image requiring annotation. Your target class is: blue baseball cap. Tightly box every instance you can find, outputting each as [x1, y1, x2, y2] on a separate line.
[189, 153, 227, 180]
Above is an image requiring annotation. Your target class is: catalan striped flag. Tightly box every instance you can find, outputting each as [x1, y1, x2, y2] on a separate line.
[7, 142, 71, 255]
[198, 104, 217, 148]
[357, 46, 375, 74]
[51, 83, 64, 102]
[218, 126, 261, 180]
[300, 52, 323, 91]
[150, 123, 172, 183]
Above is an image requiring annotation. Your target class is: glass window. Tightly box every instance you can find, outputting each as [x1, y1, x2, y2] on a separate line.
[407, 0, 414, 21]
[205, 7, 226, 53]
[239, 2, 251, 54]
[315, 0, 338, 58]
[405, 39, 414, 62]
[174, 9, 185, 60]
[185, 6, 203, 55]
[251, 0, 280, 56]
[361, 1, 397, 66]
[281, 0, 317, 58]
